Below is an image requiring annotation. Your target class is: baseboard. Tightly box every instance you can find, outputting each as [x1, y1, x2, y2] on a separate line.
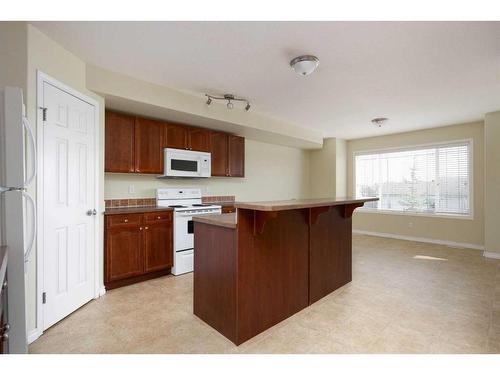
[483, 251, 500, 259]
[352, 229, 484, 251]
[27, 328, 41, 344]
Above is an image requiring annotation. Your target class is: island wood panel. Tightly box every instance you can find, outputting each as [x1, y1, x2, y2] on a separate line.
[309, 205, 352, 304]
[105, 111, 135, 172]
[193, 222, 238, 343]
[236, 208, 310, 344]
[135, 117, 164, 174]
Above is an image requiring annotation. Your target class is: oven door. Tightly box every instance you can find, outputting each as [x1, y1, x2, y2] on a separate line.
[174, 212, 194, 251]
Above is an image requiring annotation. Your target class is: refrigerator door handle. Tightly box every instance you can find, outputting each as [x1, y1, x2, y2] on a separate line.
[22, 191, 36, 263]
[22, 116, 37, 187]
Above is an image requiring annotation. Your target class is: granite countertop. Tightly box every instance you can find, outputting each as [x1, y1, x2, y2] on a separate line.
[234, 197, 379, 211]
[104, 206, 174, 215]
[193, 213, 236, 229]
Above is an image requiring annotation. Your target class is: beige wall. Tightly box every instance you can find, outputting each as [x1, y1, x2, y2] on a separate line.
[484, 111, 500, 255]
[105, 139, 310, 201]
[308, 137, 347, 198]
[347, 122, 485, 248]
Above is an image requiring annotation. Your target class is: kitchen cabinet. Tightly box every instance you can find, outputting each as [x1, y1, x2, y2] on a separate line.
[105, 110, 244, 176]
[105, 111, 135, 173]
[165, 123, 188, 150]
[228, 135, 245, 177]
[210, 132, 245, 177]
[188, 128, 211, 152]
[104, 211, 173, 290]
[221, 205, 236, 214]
[135, 117, 164, 174]
[165, 123, 211, 152]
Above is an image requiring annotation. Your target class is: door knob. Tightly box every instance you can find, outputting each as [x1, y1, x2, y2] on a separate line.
[86, 209, 97, 216]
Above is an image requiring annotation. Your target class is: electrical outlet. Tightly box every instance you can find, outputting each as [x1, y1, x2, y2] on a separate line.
[128, 185, 135, 194]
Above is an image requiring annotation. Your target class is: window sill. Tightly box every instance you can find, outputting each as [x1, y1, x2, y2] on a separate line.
[356, 208, 474, 220]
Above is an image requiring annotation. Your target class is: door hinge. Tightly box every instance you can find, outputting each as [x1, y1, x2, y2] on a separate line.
[39, 107, 47, 122]
[42, 292, 46, 304]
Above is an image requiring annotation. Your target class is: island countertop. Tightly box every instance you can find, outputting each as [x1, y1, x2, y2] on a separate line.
[234, 197, 378, 211]
[193, 213, 236, 229]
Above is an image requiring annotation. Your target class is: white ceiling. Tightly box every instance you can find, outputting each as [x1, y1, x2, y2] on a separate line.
[33, 21, 500, 139]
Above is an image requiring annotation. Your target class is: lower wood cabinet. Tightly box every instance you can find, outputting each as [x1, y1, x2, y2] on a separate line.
[105, 211, 173, 290]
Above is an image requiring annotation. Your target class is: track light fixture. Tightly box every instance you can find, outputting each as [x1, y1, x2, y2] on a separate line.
[205, 94, 251, 111]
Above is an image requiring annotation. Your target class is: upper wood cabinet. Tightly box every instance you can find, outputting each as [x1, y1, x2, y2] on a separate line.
[188, 128, 211, 152]
[165, 123, 211, 152]
[210, 131, 229, 176]
[165, 123, 188, 150]
[210, 132, 245, 177]
[105, 111, 135, 173]
[105, 110, 244, 177]
[228, 135, 245, 177]
[135, 117, 164, 174]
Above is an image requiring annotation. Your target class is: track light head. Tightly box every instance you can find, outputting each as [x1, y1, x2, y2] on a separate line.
[245, 102, 251, 111]
[206, 97, 212, 105]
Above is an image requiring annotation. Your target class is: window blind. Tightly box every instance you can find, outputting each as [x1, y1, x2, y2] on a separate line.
[355, 141, 471, 216]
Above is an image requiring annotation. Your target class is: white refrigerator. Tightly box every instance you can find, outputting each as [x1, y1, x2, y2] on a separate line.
[0, 86, 37, 353]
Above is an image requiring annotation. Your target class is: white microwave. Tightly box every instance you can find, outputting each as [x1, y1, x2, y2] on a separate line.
[159, 148, 211, 178]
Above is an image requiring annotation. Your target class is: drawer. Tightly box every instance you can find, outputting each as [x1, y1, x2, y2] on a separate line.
[222, 206, 236, 214]
[107, 214, 142, 227]
[144, 211, 172, 223]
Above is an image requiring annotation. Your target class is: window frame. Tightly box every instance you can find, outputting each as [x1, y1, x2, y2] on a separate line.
[352, 138, 474, 220]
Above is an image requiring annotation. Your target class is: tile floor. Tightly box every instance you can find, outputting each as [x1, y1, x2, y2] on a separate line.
[29, 235, 500, 354]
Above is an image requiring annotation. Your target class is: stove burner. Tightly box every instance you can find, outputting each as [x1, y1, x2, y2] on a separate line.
[192, 204, 211, 207]
[168, 205, 187, 208]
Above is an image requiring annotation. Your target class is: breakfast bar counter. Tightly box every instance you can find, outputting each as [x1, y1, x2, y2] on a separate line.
[193, 197, 378, 345]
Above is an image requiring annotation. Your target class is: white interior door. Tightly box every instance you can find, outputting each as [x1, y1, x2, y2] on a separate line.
[42, 81, 96, 330]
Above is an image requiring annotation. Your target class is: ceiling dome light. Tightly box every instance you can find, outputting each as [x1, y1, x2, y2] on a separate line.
[371, 117, 388, 128]
[290, 55, 319, 76]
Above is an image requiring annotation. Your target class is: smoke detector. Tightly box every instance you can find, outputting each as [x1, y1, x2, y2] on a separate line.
[371, 117, 388, 128]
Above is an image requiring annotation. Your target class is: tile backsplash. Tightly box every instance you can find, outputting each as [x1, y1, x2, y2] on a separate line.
[105, 198, 156, 209]
[105, 195, 235, 209]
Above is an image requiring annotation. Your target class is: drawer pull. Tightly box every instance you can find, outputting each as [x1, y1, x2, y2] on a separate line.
[145, 226, 149, 230]
[157, 216, 161, 219]
[139, 227, 143, 231]
[124, 219, 128, 223]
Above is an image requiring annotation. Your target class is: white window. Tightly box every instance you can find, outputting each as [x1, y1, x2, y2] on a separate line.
[354, 140, 472, 217]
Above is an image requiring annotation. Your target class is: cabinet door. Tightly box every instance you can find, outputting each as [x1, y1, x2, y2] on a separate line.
[165, 123, 188, 150]
[135, 117, 164, 174]
[106, 225, 144, 282]
[188, 128, 211, 152]
[228, 135, 245, 177]
[210, 131, 229, 176]
[105, 111, 135, 172]
[144, 221, 173, 272]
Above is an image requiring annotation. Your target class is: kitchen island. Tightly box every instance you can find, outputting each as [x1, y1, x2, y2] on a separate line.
[193, 197, 378, 345]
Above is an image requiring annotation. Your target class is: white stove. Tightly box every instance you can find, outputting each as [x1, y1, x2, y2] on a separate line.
[156, 188, 221, 275]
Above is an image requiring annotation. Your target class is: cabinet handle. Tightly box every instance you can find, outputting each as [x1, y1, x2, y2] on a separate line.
[124, 219, 128, 223]
[145, 226, 149, 230]
[157, 216, 161, 219]
[139, 227, 143, 231]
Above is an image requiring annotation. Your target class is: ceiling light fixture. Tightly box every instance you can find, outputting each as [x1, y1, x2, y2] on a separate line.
[290, 55, 319, 76]
[371, 117, 388, 128]
[205, 94, 251, 111]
